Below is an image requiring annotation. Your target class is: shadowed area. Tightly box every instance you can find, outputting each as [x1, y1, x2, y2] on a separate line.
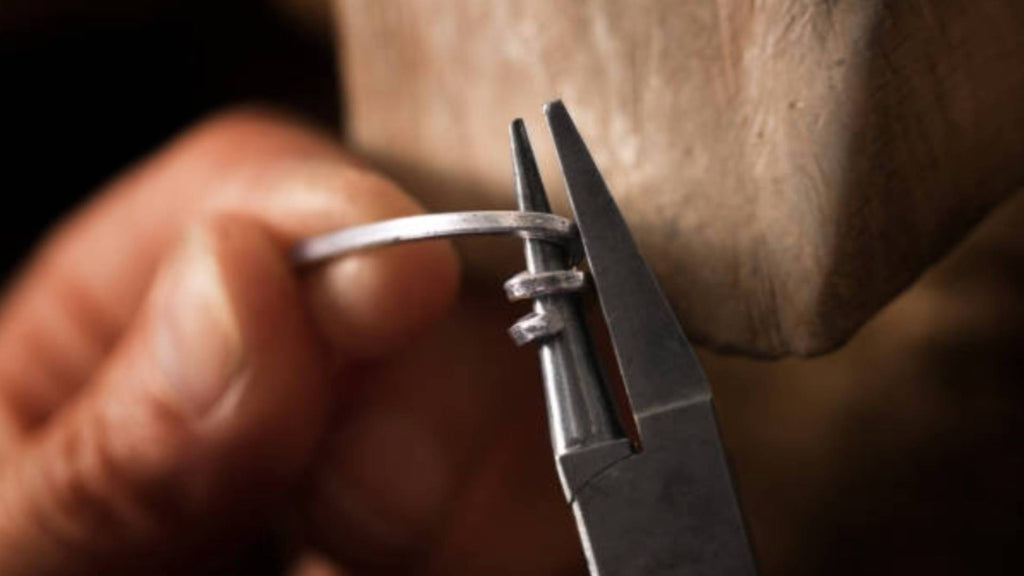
[707, 190, 1024, 575]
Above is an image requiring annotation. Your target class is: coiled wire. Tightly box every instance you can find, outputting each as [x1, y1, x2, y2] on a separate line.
[288, 210, 588, 346]
[504, 269, 587, 345]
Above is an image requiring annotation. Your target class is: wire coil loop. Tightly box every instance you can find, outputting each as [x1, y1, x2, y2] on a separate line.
[289, 210, 590, 346]
[503, 269, 587, 345]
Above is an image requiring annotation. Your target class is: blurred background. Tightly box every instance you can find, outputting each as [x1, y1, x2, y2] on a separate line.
[0, 0, 337, 278]
[2, 1, 1022, 575]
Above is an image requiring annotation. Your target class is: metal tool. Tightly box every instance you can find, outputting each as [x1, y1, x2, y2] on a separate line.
[512, 101, 758, 576]
[292, 101, 757, 576]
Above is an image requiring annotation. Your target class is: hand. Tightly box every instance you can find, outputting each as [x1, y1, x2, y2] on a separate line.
[0, 108, 570, 575]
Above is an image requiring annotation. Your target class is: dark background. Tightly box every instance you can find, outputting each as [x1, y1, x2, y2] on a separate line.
[0, 0, 338, 280]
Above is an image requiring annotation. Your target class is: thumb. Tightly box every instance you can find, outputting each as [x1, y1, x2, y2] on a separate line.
[0, 215, 332, 575]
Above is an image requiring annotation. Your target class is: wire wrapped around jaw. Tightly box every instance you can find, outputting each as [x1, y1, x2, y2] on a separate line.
[290, 209, 589, 348]
[503, 269, 586, 345]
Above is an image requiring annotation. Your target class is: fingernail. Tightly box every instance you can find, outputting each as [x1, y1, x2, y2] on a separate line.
[152, 227, 245, 418]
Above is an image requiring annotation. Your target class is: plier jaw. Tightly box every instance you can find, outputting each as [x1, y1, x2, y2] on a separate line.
[509, 101, 759, 576]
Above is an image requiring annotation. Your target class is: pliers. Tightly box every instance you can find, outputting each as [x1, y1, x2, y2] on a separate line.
[507, 101, 758, 576]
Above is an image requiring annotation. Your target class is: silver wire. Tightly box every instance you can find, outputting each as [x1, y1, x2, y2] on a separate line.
[291, 210, 579, 267]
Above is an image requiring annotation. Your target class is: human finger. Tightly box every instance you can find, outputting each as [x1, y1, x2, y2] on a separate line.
[0, 215, 326, 575]
[0, 108, 459, 438]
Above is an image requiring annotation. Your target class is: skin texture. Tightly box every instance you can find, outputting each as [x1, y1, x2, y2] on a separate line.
[334, 0, 1024, 356]
[0, 111, 469, 574]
